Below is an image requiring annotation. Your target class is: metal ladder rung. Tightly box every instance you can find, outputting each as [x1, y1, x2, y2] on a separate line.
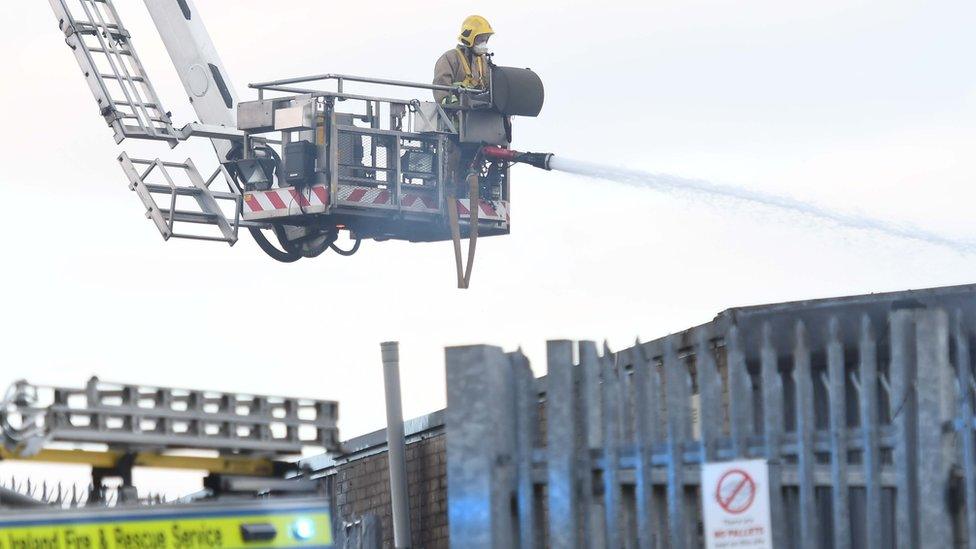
[100, 73, 145, 83]
[143, 183, 240, 201]
[169, 233, 236, 244]
[72, 28, 95, 37]
[158, 209, 221, 224]
[117, 114, 171, 124]
[73, 26, 129, 42]
[74, 19, 120, 28]
[114, 100, 158, 109]
[141, 184, 205, 198]
[89, 47, 132, 56]
[129, 159, 188, 169]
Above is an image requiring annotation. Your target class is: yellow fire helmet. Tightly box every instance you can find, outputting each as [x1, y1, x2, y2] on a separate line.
[458, 15, 494, 48]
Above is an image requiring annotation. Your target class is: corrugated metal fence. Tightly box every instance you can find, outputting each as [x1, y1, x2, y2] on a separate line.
[445, 302, 976, 548]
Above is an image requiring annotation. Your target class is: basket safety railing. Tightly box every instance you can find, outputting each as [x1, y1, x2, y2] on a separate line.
[248, 73, 485, 102]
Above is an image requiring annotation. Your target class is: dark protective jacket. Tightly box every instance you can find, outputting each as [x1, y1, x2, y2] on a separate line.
[433, 46, 490, 104]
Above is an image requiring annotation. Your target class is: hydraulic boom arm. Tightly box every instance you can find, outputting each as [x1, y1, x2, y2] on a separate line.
[142, 0, 238, 161]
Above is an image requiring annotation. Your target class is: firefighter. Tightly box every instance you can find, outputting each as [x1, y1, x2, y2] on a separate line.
[434, 15, 495, 199]
[433, 15, 494, 105]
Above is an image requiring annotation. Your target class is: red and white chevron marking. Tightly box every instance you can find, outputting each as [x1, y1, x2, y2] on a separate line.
[337, 186, 394, 207]
[401, 193, 438, 212]
[337, 185, 508, 221]
[457, 199, 510, 222]
[337, 186, 439, 212]
[242, 183, 509, 224]
[243, 185, 329, 219]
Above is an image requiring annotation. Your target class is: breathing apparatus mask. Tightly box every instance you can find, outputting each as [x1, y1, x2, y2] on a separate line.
[472, 34, 491, 56]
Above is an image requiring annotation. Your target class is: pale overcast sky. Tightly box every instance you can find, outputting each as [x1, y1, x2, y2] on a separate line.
[1, 0, 975, 489]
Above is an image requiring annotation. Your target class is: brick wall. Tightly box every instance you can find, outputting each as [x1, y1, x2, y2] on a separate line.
[323, 423, 448, 549]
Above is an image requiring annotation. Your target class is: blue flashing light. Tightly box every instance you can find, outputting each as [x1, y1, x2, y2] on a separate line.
[291, 517, 316, 541]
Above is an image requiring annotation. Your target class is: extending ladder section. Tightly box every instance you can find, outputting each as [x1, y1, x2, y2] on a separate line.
[48, 0, 179, 145]
[119, 152, 242, 244]
[1, 378, 340, 456]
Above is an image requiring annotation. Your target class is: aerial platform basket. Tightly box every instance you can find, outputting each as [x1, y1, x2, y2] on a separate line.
[234, 73, 515, 245]
[45, 0, 544, 268]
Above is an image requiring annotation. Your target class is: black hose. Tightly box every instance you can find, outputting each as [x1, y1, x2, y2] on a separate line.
[249, 227, 301, 263]
[330, 237, 362, 257]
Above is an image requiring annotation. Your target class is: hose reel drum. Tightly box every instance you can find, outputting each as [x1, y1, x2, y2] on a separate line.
[460, 66, 545, 145]
[491, 66, 545, 117]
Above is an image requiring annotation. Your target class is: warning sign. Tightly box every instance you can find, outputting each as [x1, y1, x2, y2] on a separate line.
[716, 468, 756, 514]
[702, 459, 772, 549]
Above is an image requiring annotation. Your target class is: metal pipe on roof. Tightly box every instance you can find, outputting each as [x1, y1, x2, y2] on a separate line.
[381, 341, 412, 549]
